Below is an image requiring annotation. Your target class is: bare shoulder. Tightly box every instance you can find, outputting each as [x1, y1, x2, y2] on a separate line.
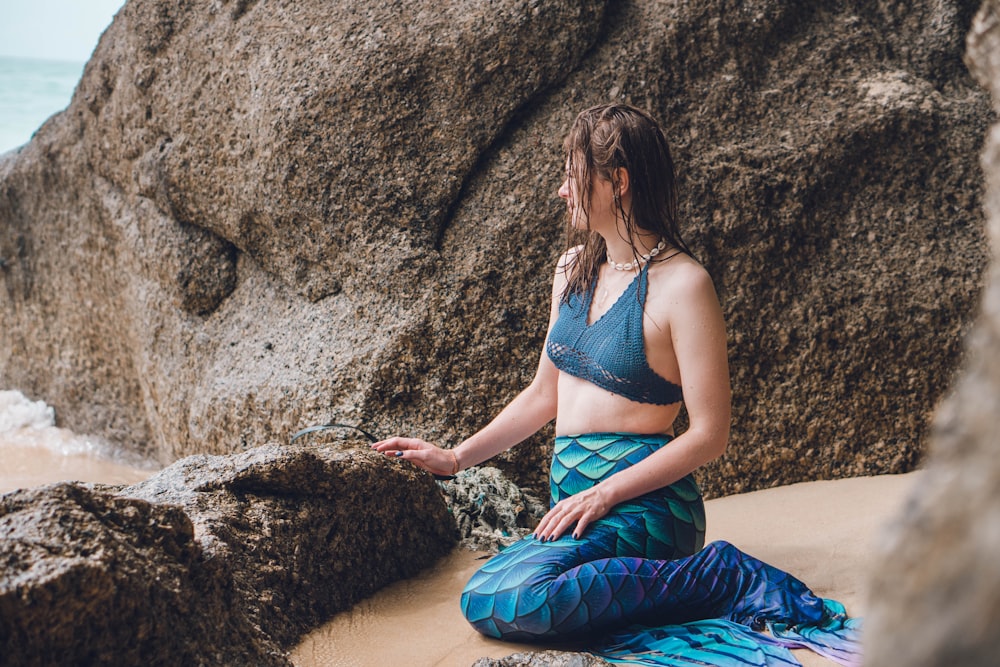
[552, 244, 584, 294]
[645, 254, 725, 347]
[556, 244, 585, 271]
[646, 253, 720, 308]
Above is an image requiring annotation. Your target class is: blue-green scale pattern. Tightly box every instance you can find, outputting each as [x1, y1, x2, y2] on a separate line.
[459, 433, 863, 666]
[549, 433, 706, 557]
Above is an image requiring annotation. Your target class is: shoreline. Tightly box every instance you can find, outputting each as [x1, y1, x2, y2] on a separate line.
[291, 472, 918, 667]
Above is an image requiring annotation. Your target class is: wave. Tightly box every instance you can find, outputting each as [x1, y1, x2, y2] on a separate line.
[1, 389, 105, 457]
[0, 390, 155, 492]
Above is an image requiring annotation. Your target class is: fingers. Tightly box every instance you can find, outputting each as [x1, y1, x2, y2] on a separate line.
[370, 437, 452, 476]
[532, 510, 555, 539]
[535, 513, 574, 542]
[532, 489, 607, 542]
[533, 502, 581, 542]
[572, 514, 591, 540]
[371, 436, 428, 453]
[371, 436, 422, 468]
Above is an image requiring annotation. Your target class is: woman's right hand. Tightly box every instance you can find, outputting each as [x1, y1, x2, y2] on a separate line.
[371, 436, 459, 477]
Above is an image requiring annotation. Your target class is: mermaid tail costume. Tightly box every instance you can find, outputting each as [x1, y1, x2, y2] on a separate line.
[460, 434, 862, 666]
[461, 265, 861, 664]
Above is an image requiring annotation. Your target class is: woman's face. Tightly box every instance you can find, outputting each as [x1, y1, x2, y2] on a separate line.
[558, 157, 617, 232]
[557, 158, 584, 228]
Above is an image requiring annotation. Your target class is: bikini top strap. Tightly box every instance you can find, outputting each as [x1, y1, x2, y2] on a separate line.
[636, 262, 651, 304]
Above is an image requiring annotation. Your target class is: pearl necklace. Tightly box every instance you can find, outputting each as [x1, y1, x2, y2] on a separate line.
[607, 240, 666, 271]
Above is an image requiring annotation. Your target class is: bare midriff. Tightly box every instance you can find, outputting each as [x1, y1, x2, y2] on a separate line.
[554, 373, 680, 437]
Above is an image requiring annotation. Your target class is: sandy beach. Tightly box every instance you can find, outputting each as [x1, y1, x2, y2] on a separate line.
[291, 472, 919, 667]
[0, 418, 918, 667]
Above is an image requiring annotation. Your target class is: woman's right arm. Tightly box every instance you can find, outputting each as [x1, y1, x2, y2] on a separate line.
[371, 250, 573, 475]
[448, 332, 560, 468]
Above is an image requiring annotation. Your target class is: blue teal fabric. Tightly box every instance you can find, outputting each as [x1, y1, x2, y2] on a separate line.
[546, 265, 684, 406]
[460, 433, 862, 666]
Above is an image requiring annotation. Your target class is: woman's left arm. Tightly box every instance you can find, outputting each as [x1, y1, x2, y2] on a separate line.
[533, 264, 731, 540]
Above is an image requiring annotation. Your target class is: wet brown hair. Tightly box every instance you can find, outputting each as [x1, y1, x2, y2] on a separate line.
[561, 103, 692, 299]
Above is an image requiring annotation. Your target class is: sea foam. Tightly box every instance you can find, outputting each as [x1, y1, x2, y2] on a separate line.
[0, 390, 154, 493]
[0, 389, 102, 456]
[0, 390, 56, 431]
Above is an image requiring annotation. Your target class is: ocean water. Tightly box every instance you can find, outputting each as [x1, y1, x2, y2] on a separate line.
[0, 57, 155, 493]
[0, 55, 83, 155]
[0, 390, 153, 494]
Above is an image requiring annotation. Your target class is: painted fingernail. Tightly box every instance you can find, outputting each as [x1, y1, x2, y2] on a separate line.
[394, 451, 403, 457]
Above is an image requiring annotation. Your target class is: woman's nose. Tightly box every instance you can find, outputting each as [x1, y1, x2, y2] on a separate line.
[558, 179, 569, 199]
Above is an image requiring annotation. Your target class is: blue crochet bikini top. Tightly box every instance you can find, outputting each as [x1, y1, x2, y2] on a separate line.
[546, 264, 683, 406]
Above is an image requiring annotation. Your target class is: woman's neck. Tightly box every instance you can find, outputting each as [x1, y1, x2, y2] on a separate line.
[603, 230, 663, 269]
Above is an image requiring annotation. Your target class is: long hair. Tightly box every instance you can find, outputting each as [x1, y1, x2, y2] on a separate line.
[561, 103, 692, 299]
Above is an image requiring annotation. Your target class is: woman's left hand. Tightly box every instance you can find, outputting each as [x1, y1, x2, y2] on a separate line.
[532, 485, 611, 541]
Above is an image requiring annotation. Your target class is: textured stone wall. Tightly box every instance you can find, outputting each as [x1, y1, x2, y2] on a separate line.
[864, 2, 1000, 665]
[0, 0, 990, 497]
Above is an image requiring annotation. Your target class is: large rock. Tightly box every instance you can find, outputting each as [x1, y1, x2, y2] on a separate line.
[864, 3, 1000, 665]
[0, 483, 286, 666]
[0, 440, 455, 665]
[0, 0, 990, 496]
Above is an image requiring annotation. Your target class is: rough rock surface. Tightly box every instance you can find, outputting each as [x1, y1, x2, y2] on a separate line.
[864, 3, 1000, 665]
[472, 652, 612, 667]
[0, 440, 455, 665]
[0, 2, 990, 499]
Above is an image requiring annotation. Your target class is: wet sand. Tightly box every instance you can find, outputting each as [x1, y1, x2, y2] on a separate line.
[0, 390, 155, 494]
[0, 435, 153, 494]
[291, 472, 919, 667]
[0, 412, 916, 667]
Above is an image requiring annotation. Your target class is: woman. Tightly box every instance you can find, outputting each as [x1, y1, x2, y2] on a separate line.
[373, 104, 859, 667]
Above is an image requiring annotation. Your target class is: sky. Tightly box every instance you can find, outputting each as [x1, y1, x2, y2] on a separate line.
[0, 0, 126, 63]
